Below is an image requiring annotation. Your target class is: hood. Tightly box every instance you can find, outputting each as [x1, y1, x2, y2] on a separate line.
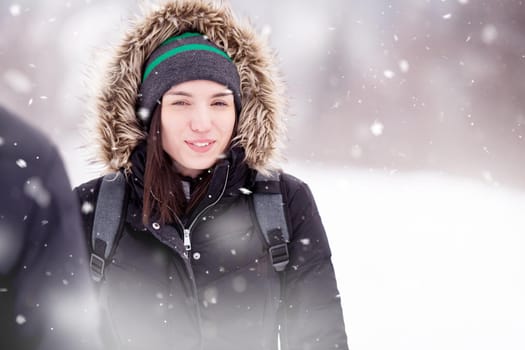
[87, 0, 286, 174]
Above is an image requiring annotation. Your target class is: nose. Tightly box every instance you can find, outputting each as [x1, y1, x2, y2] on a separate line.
[189, 105, 212, 133]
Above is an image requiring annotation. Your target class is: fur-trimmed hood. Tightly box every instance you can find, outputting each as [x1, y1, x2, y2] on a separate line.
[87, 0, 286, 173]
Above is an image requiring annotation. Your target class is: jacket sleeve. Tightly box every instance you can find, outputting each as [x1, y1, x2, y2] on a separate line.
[279, 174, 349, 350]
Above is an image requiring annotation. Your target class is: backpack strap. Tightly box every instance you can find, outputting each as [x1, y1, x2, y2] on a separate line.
[253, 171, 290, 272]
[89, 172, 127, 282]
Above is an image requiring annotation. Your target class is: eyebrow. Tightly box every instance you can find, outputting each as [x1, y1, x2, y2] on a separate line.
[164, 90, 233, 98]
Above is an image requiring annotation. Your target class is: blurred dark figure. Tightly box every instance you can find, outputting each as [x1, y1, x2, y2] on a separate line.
[0, 105, 100, 349]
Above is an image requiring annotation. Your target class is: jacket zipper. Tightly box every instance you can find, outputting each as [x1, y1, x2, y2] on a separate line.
[171, 164, 230, 350]
[183, 229, 191, 251]
[177, 164, 231, 254]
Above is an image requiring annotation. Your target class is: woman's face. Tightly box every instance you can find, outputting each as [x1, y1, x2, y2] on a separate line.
[160, 80, 236, 178]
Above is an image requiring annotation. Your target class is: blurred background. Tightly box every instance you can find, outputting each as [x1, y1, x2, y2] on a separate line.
[1, 0, 524, 188]
[1, 0, 524, 349]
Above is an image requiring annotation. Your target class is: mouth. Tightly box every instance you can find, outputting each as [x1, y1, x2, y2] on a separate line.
[185, 140, 216, 153]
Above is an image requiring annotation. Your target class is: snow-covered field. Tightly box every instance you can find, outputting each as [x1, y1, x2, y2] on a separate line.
[287, 163, 525, 350]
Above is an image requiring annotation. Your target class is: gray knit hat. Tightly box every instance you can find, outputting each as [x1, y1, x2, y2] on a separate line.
[136, 32, 242, 127]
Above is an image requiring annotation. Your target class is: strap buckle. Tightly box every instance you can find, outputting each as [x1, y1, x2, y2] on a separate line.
[90, 253, 105, 282]
[269, 243, 289, 272]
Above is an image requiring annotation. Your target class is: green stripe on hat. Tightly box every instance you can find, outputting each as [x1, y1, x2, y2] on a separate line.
[142, 43, 233, 81]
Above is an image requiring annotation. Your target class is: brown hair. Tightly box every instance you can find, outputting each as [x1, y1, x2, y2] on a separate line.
[142, 107, 213, 225]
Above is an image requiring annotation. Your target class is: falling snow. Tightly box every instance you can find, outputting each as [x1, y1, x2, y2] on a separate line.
[81, 201, 94, 214]
[16, 159, 27, 168]
[383, 70, 395, 79]
[24, 177, 51, 207]
[482, 24, 498, 44]
[2, 3, 523, 350]
[203, 287, 218, 305]
[300, 238, 311, 246]
[10, 4, 22, 16]
[16, 314, 26, 325]
[399, 60, 410, 73]
[137, 107, 150, 123]
[239, 187, 252, 195]
[370, 121, 384, 136]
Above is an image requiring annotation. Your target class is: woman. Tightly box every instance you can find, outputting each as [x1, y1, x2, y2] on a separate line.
[75, 1, 348, 349]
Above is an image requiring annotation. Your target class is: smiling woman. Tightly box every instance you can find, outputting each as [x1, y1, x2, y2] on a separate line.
[73, 1, 348, 349]
[143, 80, 238, 222]
[160, 80, 236, 178]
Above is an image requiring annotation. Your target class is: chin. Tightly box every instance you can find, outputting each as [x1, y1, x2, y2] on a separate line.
[186, 161, 215, 172]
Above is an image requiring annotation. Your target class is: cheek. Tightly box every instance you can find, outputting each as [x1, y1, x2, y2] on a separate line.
[160, 128, 169, 150]
[225, 119, 236, 135]
[160, 118, 181, 149]
[221, 113, 236, 135]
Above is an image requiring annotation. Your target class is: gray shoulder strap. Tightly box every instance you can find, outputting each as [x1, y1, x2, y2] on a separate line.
[90, 172, 127, 282]
[253, 171, 290, 272]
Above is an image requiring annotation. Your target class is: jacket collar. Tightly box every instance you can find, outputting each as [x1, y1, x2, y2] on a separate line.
[128, 143, 252, 216]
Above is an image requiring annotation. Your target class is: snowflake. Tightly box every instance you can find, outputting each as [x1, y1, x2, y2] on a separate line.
[81, 201, 94, 214]
[137, 107, 150, 123]
[399, 60, 410, 73]
[383, 70, 395, 79]
[300, 238, 311, 246]
[16, 315, 26, 325]
[482, 24, 498, 44]
[10, 4, 21, 16]
[370, 121, 384, 136]
[24, 177, 51, 207]
[16, 159, 27, 168]
[239, 187, 252, 195]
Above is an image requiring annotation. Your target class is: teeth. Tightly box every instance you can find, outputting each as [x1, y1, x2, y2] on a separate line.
[193, 142, 211, 147]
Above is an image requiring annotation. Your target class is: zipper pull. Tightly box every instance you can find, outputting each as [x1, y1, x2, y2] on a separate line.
[183, 229, 192, 251]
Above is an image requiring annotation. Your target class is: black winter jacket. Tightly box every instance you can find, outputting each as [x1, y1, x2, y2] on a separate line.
[76, 1, 349, 348]
[75, 146, 348, 350]
[0, 106, 100, 350]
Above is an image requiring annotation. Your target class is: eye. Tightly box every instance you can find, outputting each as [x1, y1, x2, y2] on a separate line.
[211, 100, 229, 107]
[170, 100, 189, 106]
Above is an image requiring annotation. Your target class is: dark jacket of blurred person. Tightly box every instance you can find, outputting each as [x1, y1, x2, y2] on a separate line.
[0, 105, 101, 349]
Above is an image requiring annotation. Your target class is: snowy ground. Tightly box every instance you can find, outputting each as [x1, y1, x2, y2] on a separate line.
[286, 162, 525, 350]
[67, 153, 525, 350]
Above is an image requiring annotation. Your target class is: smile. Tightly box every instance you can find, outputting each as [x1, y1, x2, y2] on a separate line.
[192, 142, 212, 147]
[185, 140, 216, 153]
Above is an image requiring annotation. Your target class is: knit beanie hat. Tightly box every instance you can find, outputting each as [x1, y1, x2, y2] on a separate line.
[136, 32, 242, 127]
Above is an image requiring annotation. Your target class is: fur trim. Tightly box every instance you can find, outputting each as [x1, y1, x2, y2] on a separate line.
[86, 0, 287, 174]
